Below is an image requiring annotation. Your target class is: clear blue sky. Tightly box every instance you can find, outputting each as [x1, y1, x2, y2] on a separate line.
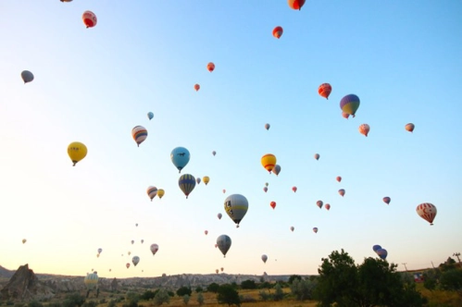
[0, 1, 461, 278]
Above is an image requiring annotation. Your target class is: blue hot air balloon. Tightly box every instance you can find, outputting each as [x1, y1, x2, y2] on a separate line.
[171, 147, 190, 173]
[372, 245, 382, 252]
[147, 112, 154, 120]
[340, 94, 360, 117]
[376, 248, 388, 260]
[178, 174, 196, 198]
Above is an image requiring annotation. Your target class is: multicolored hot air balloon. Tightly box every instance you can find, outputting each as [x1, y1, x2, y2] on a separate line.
[359, 124, 370, 137]
[132, 256, 140, 266]
[314, 153, 320, 160]
[416, 203, 437, 225]
[68, 142, 87, 166]
[383, 197, 391, 205]
[147, 112, 154, 120]
[270, 201, 276, 210]
[157, 189, 165, 199]
[179, 174, 196, 198]
[272, 26, 283, 39]
[194, 84, 200, 91]
[132, 126, 147, 147]
[273, 164, 281, 176]
[318, 83, 332, 99]
[203, 176, 210, 185]
[150, 243, 159, 255]
[224, 194, 249, 227]
[84, 272, 99, 290]
[376, 249, 388, 260]
[288, 0, 306, 10]
[261, 254, 268, 263]
[21, 70, 34, 84]
[171, 147, 190, 172]
[316, 200, 323, 209]
[207, 62, 215, 72]
[265, 123, 270, 130]
[82, 10, 97, 28]
[340, 94, 360, 117]
[217, 234, 231, 257]
[338, 189, 345, 197]
[261, 154, 277, 173]
[147, 186, 158, 201]
[405, 123, 415, 133]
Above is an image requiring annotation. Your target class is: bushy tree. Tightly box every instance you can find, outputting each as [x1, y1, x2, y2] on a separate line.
[183, 294, 190, 305]
[124, 291, 139, 307]
[62, 293, 86, 307]
[423, 268, 441, 291]
[176, 286, 192, 297]
[197, 292, 204, 306]
[140, 290, 157, 300]
[240, 279, 257, 289]
[273, 283, 284, 301]
[314, 249, 427, 307]
[290, 277, 316, 300]
[207, 282, 220, 293]
[153, 289, 170, 306]
[217, 284, 240, 306]
[27, 301, 43, 307]
[440, 268, 462, 298]
[288, 274, 302, 284]
[195, 286, 203, 293]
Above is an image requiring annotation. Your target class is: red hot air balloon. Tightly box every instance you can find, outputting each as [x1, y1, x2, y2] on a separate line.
[316, 200, 323, 209]
[288, 0, 306, 10]
[338, 189, 345, 197]
[272, 26, 283, 39]
[292, 186, 297, 193]
[383, 197, 391, 205]
[416, 203, 437, 225]
[405, 123, 415, 133]
[194, 84, 200, 91]
[126, 263, 130, 269]
[341, 112, 350, 119]
[82, 11, 97, 28]
[325, 204, 331, 210]
[207, 62, 215, 72]
[318, 83, 332, 99]
[336, 176, 342, 182]
[270, 201, 276, 210]
[204, 230, 208, 235]
[359, 124, 370, 137]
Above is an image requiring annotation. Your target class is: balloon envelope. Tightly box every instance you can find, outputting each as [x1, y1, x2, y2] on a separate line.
[340, 94, 360, 117]
[217, 234, 232, 257]
[318, 83, 332, 99]
[261, 154, 277, 173]
[272, 26, 283, 39]
[217, 213, 222, 220]
[383, 197, 391, 205]
[132, 256, 140, 266]
[265, 123, 270, 130]
[416, 203, 437, 225]
[359, 124, 370, 137]
[314, 153, 320, 160]
[405, 123, 415, 132]
[313, 227, 318, 233]
[288, 0, 306, 10]
[150, 244, 159, 255]
[67, 142, 87, 166]
[316, 200, 323, 209]
[207, 62, 215, 72]
[194, 84, 200, 91]
[292, 186, 297, 192]
[270, 201, 276, 209]
[147, 112, 154, 120]
[261, 254, 268, 263]
[203, 176, 210, 185]
[178, 174, 196, 198]
[290, 226, 294, 232]
[171, 147, 190, 172]
[21, 70, 34, 84]
[336, 176, 342, 182]
[325, 204, 331, 210]
[147, 186, 158, 201]
[372, 245, 382, 252]
[273, 164, 281, 176]
[82, 10, 97, 28]
[84, 272, 99, 290]
[157, 189, 165, 199]
[338, 189, 345, 197]
[376, 249, 388, 260]
[224, 194, 249, 227]
[132, 126, 148, 147]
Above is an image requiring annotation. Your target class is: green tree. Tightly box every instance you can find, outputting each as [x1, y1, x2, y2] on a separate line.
[288, 274, 302, 284]
[207, 282, 220, 293]
[314, 249, 427, 307]
[423, 268, 441, 291]
[140, 290, 156, 300]
[290, 277, 316, 300]
[62, 293, 86, 307]
[197, 292, 204, 306]
[124, 291, 139, 307]
[216, 284, 240, 306]
[240, 279, 257, 289]
[176, 286, 192, 297]
[273, 283, 284, 301]
[27, 301, 43, 307]
[195, 286, 203, 293]
[153, 289, 170, 306]
[440, 268, 462, 299]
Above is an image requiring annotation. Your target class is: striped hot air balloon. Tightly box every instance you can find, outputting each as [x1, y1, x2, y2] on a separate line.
[147, 186, 158, 201]
[340, 94, 360, 117]
[416, 203, 437, 225]
[132, 126, 147, 147]
[178, 174, 196, 198]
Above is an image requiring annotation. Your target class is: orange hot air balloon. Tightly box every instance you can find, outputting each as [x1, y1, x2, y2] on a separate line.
[405, 123, 415, 133]
[288, 0, 306, 10]
[292, 186, 297, 193]
[272, 26, 283, 39]
[207, 62, 215, 72]
[270, 201, 276, 209]
[318, 83, 332, 99]
[261, 154, 277, 173]
[82, 11, 97, 28]
[194, 84, 200, 91]
[359, 124, 370, 137]
[342, 112, 350, 119]
[336, 176, 342, 182]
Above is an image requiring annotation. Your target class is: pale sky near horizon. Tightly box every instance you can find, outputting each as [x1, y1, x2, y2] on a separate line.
[1, 1, 461, 278]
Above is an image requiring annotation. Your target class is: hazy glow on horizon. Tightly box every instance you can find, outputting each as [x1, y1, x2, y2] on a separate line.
[0, 1, 461, 278]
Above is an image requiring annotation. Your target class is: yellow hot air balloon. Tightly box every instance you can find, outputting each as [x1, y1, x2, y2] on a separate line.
[67, 142, 87, 166]
[203, 176, 210, 185]
[157, 189, 165, 199]
[261, 154, 277, 173]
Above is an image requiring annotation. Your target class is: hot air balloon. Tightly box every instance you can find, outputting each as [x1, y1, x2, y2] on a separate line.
[261, 254, 268, 263]
[288, 0, 306, 10]
[314, 153, 320, 160]
[196, 177, 201, 185]
[316, 200, 323, 209]
[290, 226, 294, 232]
[372, 245, 382, 252]
[157, 189, 165, 199]
[207, 62, 215, 72]
[212, 151, 216, 156]
[221, 267, 224, 272]
[82, 10, 97, 28]
[131, 240, 135, 245]
[147, 186, 158, 201]
[171, 147, 190, 172]
[224, 194, 249, 227]
[61, 0, 73, 2]
[204, 230, 208, 235]
[68, 142, 87, 166]
[338, 189, 345, 197]
[132, 125, 148, 147]
[263, 187, 268, 193]
[21, 70, 34, 84]
[261, 154, 277, 173]
[194, 84, 200, 91]
[84, 272, 99, 290]
[141, 239, 144, 244]
[128, 251, 131, 256]
[22, 239, 27, 244]
[150, 244, 159, 255]
[359, 124, 370, 137]
[383, 197, 391, 205]
[203, 176, 210, 185]
[272, 26, 283, 39]
[222, 189, 226, 194]
[340, 94, 360, 117]
[215, 269, 219, 274]
[147, 112, 154, 120]
[376, 249, 388, 260]
[416, 203, 437, 225]
[132, 256, 140, 266]
[217, 213, 222, 220]
[313, 227, 318, 233]
[292, 186, 297, 193]
[217, 234, 232, 257]
[336, 176, 342, 182]
[179, 174, 196, 198]
[265, 123, 270, 130]
[97, 248, 102, 254]
[126, 263, 130, 269]
[265, 182, 269, 187]
[318, 83, 332, 99]
[405, 123, 415, 133]
[325, 204, 331, 210]
[273, 164, 281, 176]
[341, 112, 350, 119]
[270, 201, 276, 210]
